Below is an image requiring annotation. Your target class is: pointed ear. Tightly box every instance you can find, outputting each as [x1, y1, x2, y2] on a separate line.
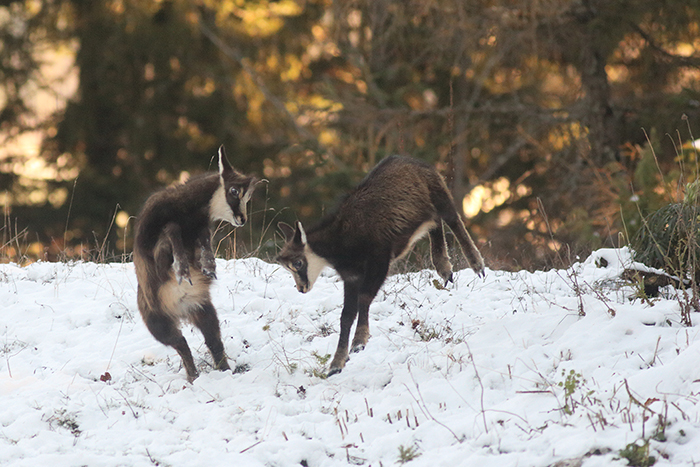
[247, 176, 260, 194]
[218, 145, 233, 177]
[296, 221, 307, 245]
[278, 222, 295, 242]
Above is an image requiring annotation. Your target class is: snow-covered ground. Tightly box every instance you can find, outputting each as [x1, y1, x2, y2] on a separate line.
[1, 248, 698, 466]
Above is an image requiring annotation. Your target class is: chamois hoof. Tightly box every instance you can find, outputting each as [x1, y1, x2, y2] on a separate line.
[350, 343, 365, 353]
[216, 359, 231, 372]
[327, 367, 343, 377]
[444, 273, 454, 287]
[202, 268, 217, 280]
[176, 271, 193, 285]
[174, 261, 192, 285]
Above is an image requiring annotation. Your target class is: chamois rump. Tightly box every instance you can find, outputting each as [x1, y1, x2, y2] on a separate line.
[276, 155, 485, 376]
[133, 146, 257, 382]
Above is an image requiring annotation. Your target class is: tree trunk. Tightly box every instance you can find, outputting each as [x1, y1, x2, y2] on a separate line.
[579, 44, 618, 166]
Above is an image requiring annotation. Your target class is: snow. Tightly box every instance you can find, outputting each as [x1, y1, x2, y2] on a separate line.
[1, 247, 699, 466]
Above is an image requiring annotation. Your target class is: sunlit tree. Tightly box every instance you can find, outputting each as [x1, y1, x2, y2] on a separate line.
[1, 0, 700, 268]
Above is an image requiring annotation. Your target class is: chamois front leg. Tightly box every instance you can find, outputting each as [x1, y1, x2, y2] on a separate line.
[351, 258, 389, 353]
[429, 222, 454, 285]
[196, 227, 217, 280]
[162, 223, 192, 285]
[447, 214, 485, 278]
[328, 281, 360, 376]
[350, 294, 372, 353]
[435, 192, 485, 278]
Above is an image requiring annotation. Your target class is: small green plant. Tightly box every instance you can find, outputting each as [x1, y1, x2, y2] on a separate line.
[622, 270, 655, 305]
[559, 369, 581, 415]
[557, 369, 595, 415]
[47, 409, 82, 437]
[410, 318, 461, 344]
[397, 444, 421, 464]
[307, 351, 331, 379]
[619, 440, 656, 467]
[312, 351, 331, 366]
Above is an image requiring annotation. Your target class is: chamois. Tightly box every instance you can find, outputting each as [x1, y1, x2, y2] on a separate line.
[133, 146, 257, 382]
[276, 155, 485, 376]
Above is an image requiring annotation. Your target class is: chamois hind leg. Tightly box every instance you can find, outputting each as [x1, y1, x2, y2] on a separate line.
[429, 222, 454, 285]
[192, 301, 230, 372]
[328, 281, 360, 376]
[433, 190, 485, 277]
[144, 311, 199, 382]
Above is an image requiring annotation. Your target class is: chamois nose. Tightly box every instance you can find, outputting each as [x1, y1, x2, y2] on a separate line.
[231, 214, 246, 227]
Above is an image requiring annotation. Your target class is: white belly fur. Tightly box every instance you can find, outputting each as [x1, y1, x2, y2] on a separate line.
[157, 270, 211, 320]
[394, 220, 437, 261]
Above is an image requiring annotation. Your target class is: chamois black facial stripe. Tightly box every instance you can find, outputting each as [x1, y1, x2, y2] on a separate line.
[298, 265, 309, 284]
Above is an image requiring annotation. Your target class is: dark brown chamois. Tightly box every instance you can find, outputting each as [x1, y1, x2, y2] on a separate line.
[276, 155, 485, 376]
[133, 146, 257, 382]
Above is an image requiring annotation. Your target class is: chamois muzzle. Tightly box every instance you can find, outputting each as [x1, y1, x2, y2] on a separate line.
[295, 279, 310, 293]
[233, 213, 247, 227]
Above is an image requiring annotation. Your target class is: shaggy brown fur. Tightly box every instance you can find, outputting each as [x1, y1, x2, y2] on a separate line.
[133, 146, 256, 381]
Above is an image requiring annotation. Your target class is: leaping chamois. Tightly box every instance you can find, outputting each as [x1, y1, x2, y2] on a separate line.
[133, 146, 257, 382]
[276, 155, 485, 376]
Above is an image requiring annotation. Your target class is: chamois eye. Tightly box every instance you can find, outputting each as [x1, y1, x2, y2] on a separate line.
[229, 187, 239, 197]
[292, 260, 304, 270]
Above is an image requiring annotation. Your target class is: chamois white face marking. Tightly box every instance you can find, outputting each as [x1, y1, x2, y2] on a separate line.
[303, 245, 329, 293]
[209, 184, 238, 226]
[234, 189, 253, 226]
[276, 221, 329, 293]
[209, 146, 256, 227]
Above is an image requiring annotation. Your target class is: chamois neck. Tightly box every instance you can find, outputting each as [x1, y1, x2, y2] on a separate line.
[304, 218, 340, 261]
[183, 174, 220, 206]
[158, 174, 220, 221]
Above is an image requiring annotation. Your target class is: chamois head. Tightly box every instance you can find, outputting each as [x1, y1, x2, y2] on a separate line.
[209, 145, 257, 227]
[276, 221, 328, 293]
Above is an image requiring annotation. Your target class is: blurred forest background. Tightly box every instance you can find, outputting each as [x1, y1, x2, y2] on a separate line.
[2, 0, 700, 270]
